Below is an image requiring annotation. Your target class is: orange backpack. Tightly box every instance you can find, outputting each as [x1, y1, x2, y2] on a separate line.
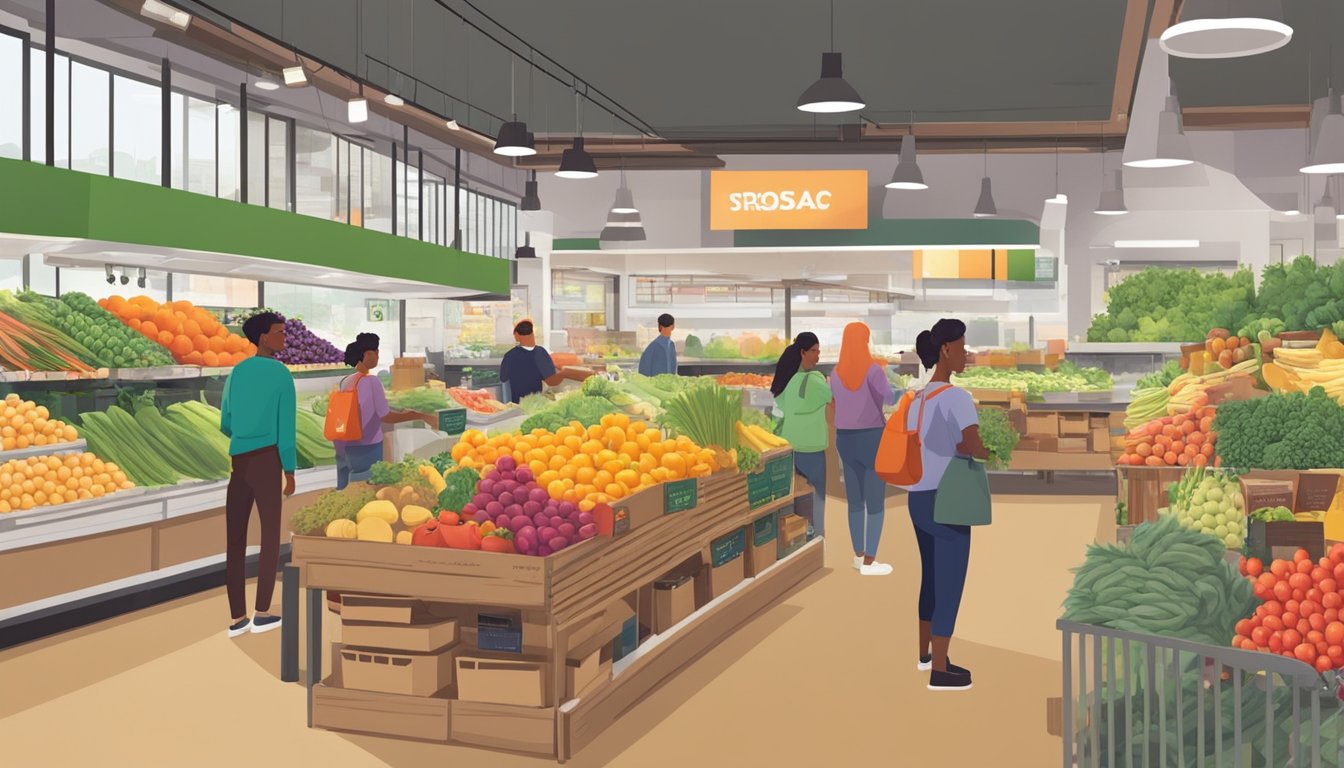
[875, 384, 951, 486]
[323, 373, 366, 442]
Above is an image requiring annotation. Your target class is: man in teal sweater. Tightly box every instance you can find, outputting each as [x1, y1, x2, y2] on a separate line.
[220, 312, 296, 638]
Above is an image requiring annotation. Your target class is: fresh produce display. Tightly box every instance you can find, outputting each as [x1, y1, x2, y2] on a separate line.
[0, 451, 134, 512]
[291, 484, 376, 536]
[1163, 357, 1259, 416]
[427, 451, 456, 475]
[437, 466, 480, 515]
[382, 387, 450, 413]
[1240, 256, 1344, 336]
[1087, 267, 1255, 343]
[1134, 360, 1183, 392]
[18, 291, 176, 369]
[447, 387, 511, 414]
[78, 406, 181, 487]
[295, 409, 336, 469]
[236, 309, 342, 366]
[1248, 505, 1296, 523]
[717, 373, 773, 389]
[951, 362, 1112, 397]
[1122, 387, 1170, 430]
[1062, 515, 1256, 646]
[1234, 545, 1344, 673]
[1188, 328, 1259, 375]
[1120, 405, 1217, 467]
[703, 336, 742, 359]
[1161, 466, 1245, 549]
[735, 421, 788, 454]
[368, 455, 434, 489]
[975, 407, 1021, 470]
[0, 394, 80, 452]
[1262, 328, 1344, 401]
[659, 383, 745, 464]
[519, 393, 553, 415]
[520, 395, 617, 434]
[162, 401, 232, 466]
[99, 295, 256, 367]
[1213, 388, 1344, 470]
[683, 335, 705, 358]
[0, 291, 98, 372]
[454, 457, 599, 556]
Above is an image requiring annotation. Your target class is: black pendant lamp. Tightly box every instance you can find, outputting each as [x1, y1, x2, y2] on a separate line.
[494, 56, 536, 157]
[515, 232, 537, 259]
[797, 0, 864, 114]
[556, 89, 598, 179]
[521, 171, 542, 211]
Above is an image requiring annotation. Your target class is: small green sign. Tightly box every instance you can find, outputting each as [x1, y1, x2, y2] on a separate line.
[437, 407, 468, 435]
[752, 513, 778, 548]
[710, 528, 747, 568]
[766, 454, 793, 499]
[747, 470, 775, 509]
[664, 478, 698, 514]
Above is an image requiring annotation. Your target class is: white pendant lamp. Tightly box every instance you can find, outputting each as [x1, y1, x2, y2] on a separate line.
[1096, 168, 1128, 216]
[972, 146, 995, 217]
[886, 134, 927, 190]
[1127, 82, 1194, 168]
[494, 56, 537, 157]
[797, 0, 864, 114]
[1159, 0, 1292, 59]
[1302, 91, 1344, 175]
[611, 172, 638, 214]
[601, 171, 645, 241]
[1046, 141, 1067, 204]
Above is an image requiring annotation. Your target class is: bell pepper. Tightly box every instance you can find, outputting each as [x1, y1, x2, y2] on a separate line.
[439, 520, 482, 550]
[481, 529, 516, 554]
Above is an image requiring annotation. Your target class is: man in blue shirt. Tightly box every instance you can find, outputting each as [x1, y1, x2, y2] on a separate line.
[638, 313, 678, 376]
[500, 321, 590, 403]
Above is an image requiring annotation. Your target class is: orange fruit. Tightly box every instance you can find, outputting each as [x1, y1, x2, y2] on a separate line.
[609, 414, 631, 430]
[192, 334, 210, 353]
[594, 470, 614, 489]
[548, 454, 567, 471]
[604, 427, 626, 448]
[208, 336, 226, 354]
[602, 459, 625, 476]
[576, 466, 597, 485]
[528, 460, 547, 477]
[615, 469, 640, 489]
[547, 480, 567, 500]
[202, 351, 220, 367]
[182, 319, 202, 339]
[605, 483, 626, 500]
[141, 321, 160, 338]
[661, 453, 687, 475]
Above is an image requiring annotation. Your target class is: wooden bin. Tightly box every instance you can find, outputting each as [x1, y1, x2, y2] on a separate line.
[1117, 465, 1186, 525]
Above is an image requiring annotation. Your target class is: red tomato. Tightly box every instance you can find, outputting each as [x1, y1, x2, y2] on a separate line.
[1294, 589, 1307, 602]
[1290, 573, 1314, 591]
[1295, 643, 1318, 663]
[1273, 560, 1292, 579]
[1257, 573, 1278, 589]
[1264, 615, 1285, 632]
[1269, 633, 1285, 653]
[1254, 583, 1273, 600]
[1330, 645, 1344, 662]
[1335, 562, 1344, 582]
[1301, 601, 1322, 618]
[1314, 567, 1332, 584]
[1301, 620, 1314, 636]
[1275, 582, 1294, 602]
[1286, 600, 1301, 616]
[1327, 622, 1344, 646]
[1296, 548, 1312, 563]
[1284, 629, 1304, 649]
[1311, 613, 1329, 632]
[1299, 559, 1315, 575]
[1317, 655, 1335, 673]
[1236, 619, 1254, 637]
[1264, 600, 1285, 616]
[1321, 641, 1332, 656]
[1332, 543, 1344, 563]
[1309, 588, 1325, 604]
[1284, 612, 1301, 629]
[1328, 609, 1341, 623]
[1252, 626, 1271, 646]
[1246, 557, 1265, 578]
[1309, 630, 1327, 645]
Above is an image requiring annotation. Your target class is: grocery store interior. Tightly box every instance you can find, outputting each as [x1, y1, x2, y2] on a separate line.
[3, 0, 1344, 765]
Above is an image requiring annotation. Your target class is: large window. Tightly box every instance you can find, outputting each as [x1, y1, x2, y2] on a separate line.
[112, 74, 161, 185]
[295, 126, 335, 220]
[70, 62, 109, 175]
[0, 31, 23, 159]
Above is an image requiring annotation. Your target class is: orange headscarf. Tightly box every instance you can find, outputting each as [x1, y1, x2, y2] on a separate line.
[835, 322, 876, 391]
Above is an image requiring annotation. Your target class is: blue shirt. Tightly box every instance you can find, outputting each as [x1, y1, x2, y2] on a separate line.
[219, 356, 297, 472]
[500, 345, 557, 403]
[638, 335, 677, 377]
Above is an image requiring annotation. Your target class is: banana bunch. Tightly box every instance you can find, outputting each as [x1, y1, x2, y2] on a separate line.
[1267, 346, 1344, 400]
[1124, 387, 1170, 429]
[1164, 358, 1261, 415]
[736, 421, 788, 452]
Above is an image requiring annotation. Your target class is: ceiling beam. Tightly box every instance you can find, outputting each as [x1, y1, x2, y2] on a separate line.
[1182, 105, 1310, 130]
[1112, 0, 1155, 121]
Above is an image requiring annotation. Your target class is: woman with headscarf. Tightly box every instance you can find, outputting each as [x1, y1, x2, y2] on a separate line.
[828, 322, 895, 576]
[771, 332, 830, 539]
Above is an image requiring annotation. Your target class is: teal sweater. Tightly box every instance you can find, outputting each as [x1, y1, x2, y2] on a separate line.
[775, 370, 832, 453]
[220, 356, 297, 472]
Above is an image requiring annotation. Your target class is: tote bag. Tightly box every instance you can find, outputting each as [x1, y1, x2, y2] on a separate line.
[874, 384, 950, 486]
[323, 373, 366, 442]
[933, 456, 992, 526]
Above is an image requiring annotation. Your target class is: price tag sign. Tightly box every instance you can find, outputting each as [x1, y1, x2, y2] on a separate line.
[437, 407, 468, 435]
[664, 478, 698, 514]
[747, 470, 775, 509]
[766, 454, 793, 499]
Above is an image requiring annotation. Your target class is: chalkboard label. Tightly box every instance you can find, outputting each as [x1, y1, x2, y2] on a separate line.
[710, 528, 747, 568]
[766, 453, 793, 499]
[747, 470, 775, 509]
[437, 407, 467, 435]
[664, 478, 698, 514]
[752, 513, 778, 547]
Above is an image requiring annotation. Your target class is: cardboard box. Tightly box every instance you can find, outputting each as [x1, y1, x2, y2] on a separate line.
[697, 528, 747, 607]
[1241, 477, 1296, 514]
[745, 512, 779, 577]
[1034, 436, 1060, 453]
[1090, 428, 1111, 452]
[1057, 437, 1089, 453]
[1007, 409, 1028, 435]
[1025, 413, 1059, 437]
[456, 655, 551, 707]
[1059, 414, 1090, 436]
[777, 511, 808, 559]
[1089, 415, 1109, 430]
[341, 618, 459, 653]
[1015, 437, 1041, 452]
[391, 357, 427, 391]
[339, 644, 461, 697]
[340, 595, 453, 625]
[653, 574, 695, 634]
[1297, 473, 1343, 513]
[468, 610, 552, 654]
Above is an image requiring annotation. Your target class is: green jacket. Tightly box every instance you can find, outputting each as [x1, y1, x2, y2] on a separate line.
[775, 370, 832, 453]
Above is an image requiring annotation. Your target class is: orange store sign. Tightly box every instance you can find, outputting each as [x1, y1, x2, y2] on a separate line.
[709, 170, 868, 231]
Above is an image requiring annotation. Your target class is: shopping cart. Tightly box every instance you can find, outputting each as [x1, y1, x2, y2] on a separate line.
[1058, 620, 1344, 767]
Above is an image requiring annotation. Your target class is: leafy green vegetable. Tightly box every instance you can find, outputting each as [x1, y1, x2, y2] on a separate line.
[428, 451, 456, 474]
[703, 336, 741, 359]
[1087, 267, 1255, 342]
[438, 467, 480, 513]
[519, 393, 553, 414]
[292, 484, 377, 535]
[520, 395, 615, 433]
[580, 375, 617, 399]
[683, 335, 704, 357]
[368, 455, 430, 487]
[1213, 387, 1344, 470]
[660, 383, 741, 450]
[387, 387, 451, 412]
[952, 366, 1112, 398]
[739, 407, 775, 431]
[1134, 360, 1183, 391]
[976, 407, 1021, 470]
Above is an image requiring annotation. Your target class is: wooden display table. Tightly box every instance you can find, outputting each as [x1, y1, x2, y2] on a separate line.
[287, 456, 822, 762]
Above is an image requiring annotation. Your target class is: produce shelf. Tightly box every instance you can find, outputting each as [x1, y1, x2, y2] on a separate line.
[0, 439, 88, 462]
[110, 365, 203, 381]
[1066, 342, 1187, 355]
[464, 407, 523, 427]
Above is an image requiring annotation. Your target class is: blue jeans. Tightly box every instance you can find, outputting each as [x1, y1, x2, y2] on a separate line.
[908, 489, 972, 637]
[335, 441, 384, 490]
[835, 428, 886, 558]
[793, 450, 827, 538]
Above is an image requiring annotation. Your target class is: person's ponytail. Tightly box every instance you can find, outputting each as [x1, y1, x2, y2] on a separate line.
[771, 344, 803, 397]
[915, 331, 937, 370]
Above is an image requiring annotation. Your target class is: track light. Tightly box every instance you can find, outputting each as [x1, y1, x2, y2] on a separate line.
[120, 271, 130, 285]
[136, 268, 148, 289]
[105, 265, 116, 285]
[140, 0, 191, 30]
[282, 66, 307, 87]
[348, 97, 368, 124]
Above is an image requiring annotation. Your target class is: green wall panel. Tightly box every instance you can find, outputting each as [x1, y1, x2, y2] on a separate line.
[1006, 249, 1038, 282]
[0, 158, 509, 294]
[733, 218, 1040, 249]
[552, 238, 602, 251]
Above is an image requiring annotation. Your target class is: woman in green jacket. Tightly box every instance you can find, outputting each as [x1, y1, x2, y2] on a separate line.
[771, 332, 831, 539]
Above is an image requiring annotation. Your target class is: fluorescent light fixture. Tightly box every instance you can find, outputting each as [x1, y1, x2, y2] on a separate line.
[556, 138, 598, 179]
[282, 66, 307, 86]
[347, 97, 368, 123]
[972, 177, 996, 217]
[140, 0, 191, 30]
[797, 52, 865, 114]
[1159, 0, 1291, 59]
[1113, 239, 1201, 248]
[384, 94, 405, 107]
[253, 78, 280, 91]
[493, 121, 536, 157]
[1302, 91, 1344, 175]
[886, 134, 928, 190]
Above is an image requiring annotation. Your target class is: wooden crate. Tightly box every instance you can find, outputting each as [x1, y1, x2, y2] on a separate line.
[1117, 465, 1186, 525]
[312, 674, 452, 742]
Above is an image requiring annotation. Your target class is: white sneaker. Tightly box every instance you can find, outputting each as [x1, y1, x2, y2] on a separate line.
[859, 561, 894, 576]
[853, 556, 864, 571]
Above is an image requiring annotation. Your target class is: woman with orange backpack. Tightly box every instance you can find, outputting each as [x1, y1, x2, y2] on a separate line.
[901, 319, 988, 692]
[829, 322, 896, 576]
[330, 333, 436, 489]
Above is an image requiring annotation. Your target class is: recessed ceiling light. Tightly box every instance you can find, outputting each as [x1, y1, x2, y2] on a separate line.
[384, 94, 405, 107]
[140, 0, 191, 30]
[282, 66, 307, 86]
[254, 78, 280, 91]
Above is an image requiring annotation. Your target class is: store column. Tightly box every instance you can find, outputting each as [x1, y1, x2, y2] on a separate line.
[517, 210, 555, 346]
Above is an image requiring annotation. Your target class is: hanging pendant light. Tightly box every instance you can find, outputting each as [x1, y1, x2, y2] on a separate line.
[556, 89, 597, 179]
[515, 232, 537, 259]
[494, 56, 536, 157]
[972, 145, 996, 217]
[602, 170, 645, 241]
[1127, 81, 1195, 168]
[521, 171, 542, 211]
[1046, 141, 1067, 203]
[347, 85, 368, 124]
[1160, 0, 1292, 59]
[1303, 91, 1344, 175]
[1096, 169, 1128, 215]
[611, 171, 638, 213]
[282, 65, 307, 87]
[886, 134, 927, 190]
[797, 0, 864, 113]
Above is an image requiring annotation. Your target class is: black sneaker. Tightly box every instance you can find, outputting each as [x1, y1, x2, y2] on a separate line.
[227, 617, 251, 638]
[250, 615, 282, 635]
[918, 654, 970, 676]
[928, 669, 973, 692]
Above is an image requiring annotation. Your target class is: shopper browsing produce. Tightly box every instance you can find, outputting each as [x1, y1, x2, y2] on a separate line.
[902, 319, 987, 692]
[830, 322, 895, 576]
[771, 332, 830, 539]
[218, 312, 294, 639]
[332, 333, 437, 490]
[638, 313, 678, 376]
[500, 320, 591, 403]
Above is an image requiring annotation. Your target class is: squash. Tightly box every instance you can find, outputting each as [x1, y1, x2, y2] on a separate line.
[325, 518, 357, 539]
[401, 504, 434, 527]
[1260, 362, 1292, 392]
[357, 500, 399, 525]
[419, 465, 447, 495]
[395, 530, 414, 545]
[356, 516, 394, 543]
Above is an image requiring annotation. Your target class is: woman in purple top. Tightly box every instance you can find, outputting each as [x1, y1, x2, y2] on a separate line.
[333, 333, 436, 489]
[829, 322, 896, 576]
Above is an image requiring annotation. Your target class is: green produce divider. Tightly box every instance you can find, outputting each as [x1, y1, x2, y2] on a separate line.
[766, 453, 793, 499]
[747, 470, 775, 509]
[664, 478, 698, 514]
[436, 408, 468, 436]
[0, 159, 509, 295]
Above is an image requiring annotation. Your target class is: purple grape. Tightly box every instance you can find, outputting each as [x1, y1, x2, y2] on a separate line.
[477, 480, 495, 498]
[523, 500, 542, 517]
[510, 515, 531, 532]
[578, 512, 594, 526]
[528, 488, 550, 505]
[519, 525, 537, 540]
[558, 522, 576, 539]
[549, 515, 564, 529]
[533, 512, 550, 527]
[499, 471, 515, 483]
[515, 536, 536, 555]
[539, 526, 558, 542]
[501, 481, 520, 497]
[485, 501, 504, 517]
[496, 456, 517, 472]
[495, 514, 511, 529]
[549, 537, 569, 552]
[558, 502, 577, 517]
[515, 468, 534, 484]
[473, 509, 491, 524]
[472, 493, 491, 508]
[579, 523, 598, 539]
[498, 491, 516, 508]
[537, 545, 552, 557]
